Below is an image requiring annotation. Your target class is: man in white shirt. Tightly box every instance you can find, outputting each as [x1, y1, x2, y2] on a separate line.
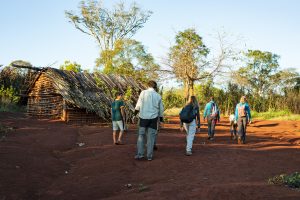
[134, 80, 164, 161]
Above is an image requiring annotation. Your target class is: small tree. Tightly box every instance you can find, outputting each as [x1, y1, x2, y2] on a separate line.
[59, 60, 82, 72]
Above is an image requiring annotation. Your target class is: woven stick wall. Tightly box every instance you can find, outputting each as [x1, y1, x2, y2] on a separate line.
[26, 68, 145, 123]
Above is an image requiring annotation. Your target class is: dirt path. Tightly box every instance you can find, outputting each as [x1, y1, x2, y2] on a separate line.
[0, 112, 300, 200]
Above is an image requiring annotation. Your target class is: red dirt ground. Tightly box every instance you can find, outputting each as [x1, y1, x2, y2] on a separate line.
[0, 112, 300, 200]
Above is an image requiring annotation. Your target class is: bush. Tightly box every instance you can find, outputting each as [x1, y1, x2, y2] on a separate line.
[268, 172, 300, 188]
[0, 85, 23, 112]
[162, 90, 185, 110]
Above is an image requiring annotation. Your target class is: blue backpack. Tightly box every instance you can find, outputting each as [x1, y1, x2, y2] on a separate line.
[180, 104, 196, 123]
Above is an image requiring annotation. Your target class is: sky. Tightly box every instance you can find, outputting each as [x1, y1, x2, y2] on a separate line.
[1, 0, 300, 74]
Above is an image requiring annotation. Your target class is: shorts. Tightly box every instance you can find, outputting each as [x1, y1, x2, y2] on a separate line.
[112, 120, 124, 131]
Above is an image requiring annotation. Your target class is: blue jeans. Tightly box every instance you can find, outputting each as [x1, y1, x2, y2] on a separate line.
[136, 127, 156, 159]
[183, 119, 196, 152]
[207, 117, 216, 137]
[237, 117, 247, 142]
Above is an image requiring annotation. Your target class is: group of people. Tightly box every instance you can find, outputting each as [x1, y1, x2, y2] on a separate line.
[110, 80, 252, 161]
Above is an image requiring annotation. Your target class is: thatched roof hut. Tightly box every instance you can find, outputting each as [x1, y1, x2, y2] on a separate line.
[26, 68, 145, 123]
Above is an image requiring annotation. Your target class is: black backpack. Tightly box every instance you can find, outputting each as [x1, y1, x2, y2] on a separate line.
[180, 104, 196, 123]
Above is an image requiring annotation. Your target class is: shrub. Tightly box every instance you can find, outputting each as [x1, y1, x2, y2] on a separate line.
[268, 172, 300, 189]
[162, 90, 185, 110]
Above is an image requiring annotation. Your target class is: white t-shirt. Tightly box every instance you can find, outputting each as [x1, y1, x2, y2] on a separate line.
[229, 114, 235, 122]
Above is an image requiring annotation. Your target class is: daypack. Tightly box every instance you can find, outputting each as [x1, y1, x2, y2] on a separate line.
[180, 104, 196, 123]
[210, 103, 218, 119]
[238, 104, 247, 117]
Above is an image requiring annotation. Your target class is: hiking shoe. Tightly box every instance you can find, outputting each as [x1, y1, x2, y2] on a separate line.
[238, 137, 242, 144]
[134, 155, 144, 160]
[185, 151, 192, 156]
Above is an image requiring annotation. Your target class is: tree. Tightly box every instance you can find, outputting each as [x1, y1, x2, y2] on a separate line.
[168, 29, 236, 100]
[59, 60, 82, 72]
[168, 29, 209, 99]
[96, 39, 159, 81]
[65, 0, 152, 71]
[234, 50, 280, 97]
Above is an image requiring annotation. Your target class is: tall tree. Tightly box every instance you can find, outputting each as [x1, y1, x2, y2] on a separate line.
[96, 39, 159, 81]
[168, 29, 235, 99]
[65, 0, 152, 72]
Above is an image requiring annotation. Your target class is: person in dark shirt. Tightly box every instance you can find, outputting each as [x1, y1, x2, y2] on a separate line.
[111, 92, 125, 145]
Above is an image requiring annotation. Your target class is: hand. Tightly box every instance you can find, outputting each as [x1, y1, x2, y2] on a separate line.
[159, 117, 164, 122]
[180, 126, 184, 132]
[234, 120, 237, 124]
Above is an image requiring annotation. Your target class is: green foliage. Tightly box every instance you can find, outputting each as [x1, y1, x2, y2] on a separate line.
[124, 86, 133, 103]
[268, 172, 300, 188]
[235, 49, 280, 97]
[96, 39, 160, 81]
[59, 60, 82, 72]
[0, 86, 20, 104]
[162, 89, 185, 110]
[169, 28, 210, 94]
[0, 85, 24, 112]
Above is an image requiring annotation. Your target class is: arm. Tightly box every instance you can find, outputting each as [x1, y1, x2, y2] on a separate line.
[196, 107, 200, 128]
[203, 104, 208, 120]
[134, 91, 143, 114]
[234, 105, 238, 121]
[246, 104, 252, 122]
[159, 97, 164, 122]
[120, 106, 125, 120]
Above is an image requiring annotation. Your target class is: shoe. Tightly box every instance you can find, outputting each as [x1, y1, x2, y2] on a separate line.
[147, 157, 152, 161]
[117, 141, 124, 145]
[185, 151, 192, 156]
[134, 155, 144, 160]
[209, 137, 214, 141]
[238, 137, 242, 144]
[153, 145, 158, 151]
[207, 136, 211, 140]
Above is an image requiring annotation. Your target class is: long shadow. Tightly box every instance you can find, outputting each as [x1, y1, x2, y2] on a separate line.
[252, 123, 279, 127]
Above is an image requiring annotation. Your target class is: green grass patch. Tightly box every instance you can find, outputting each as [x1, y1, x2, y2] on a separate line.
[252, 110, 300, 120]
[164, 107, 182, 116]
[268, 172, 300, 189]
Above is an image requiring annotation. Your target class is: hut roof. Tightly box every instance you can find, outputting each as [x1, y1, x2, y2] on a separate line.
[27, 68, 145, 120]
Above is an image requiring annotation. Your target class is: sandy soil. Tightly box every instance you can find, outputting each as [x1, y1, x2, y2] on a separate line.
[0, 112, 300, 200]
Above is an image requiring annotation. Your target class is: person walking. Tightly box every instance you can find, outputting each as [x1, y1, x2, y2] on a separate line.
[229, 113, 237, 140]
[234, 96, 252, 144]
[179, 96, 200, 156]
[134, 80, 164, 161]
[111, 92, 125, 145]
[203, 97, 220, 141]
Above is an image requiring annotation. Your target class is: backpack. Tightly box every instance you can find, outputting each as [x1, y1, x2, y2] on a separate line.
[180, 104, 196, 123]
[238, 104, 246, 117]
[210, 103, 218, 119]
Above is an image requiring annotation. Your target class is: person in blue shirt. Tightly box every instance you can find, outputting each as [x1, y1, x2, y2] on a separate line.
[234, 96, 252, 144]
[203, 97, 220, 140]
